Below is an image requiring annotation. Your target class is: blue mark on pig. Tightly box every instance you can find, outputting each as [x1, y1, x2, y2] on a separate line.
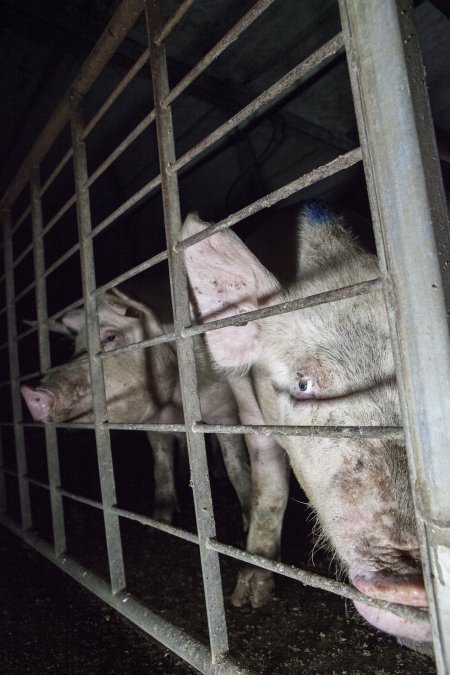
[303, 201, 330, 226]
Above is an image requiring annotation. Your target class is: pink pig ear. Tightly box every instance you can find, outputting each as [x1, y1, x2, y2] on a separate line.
[60, 309, 85, 335]
[181, 213, 279, 371]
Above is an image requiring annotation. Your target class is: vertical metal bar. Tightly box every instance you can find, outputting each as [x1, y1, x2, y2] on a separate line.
[145, 0, 229, 665]
[339, 1, 450, 670]
[2, 209, 32, 529]
[0, 418, 6, 513]
[30, 167, 66, 554]
[70, 92, 126, 594]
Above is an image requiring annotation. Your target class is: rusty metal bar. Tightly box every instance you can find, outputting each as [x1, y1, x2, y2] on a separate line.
[110, 505, 199, 544]
[169, 33, 345, 175]
[70, 93, 126, 595]
[83, 48, 151, 139]
[40, 242, 80, 279]
[0, 513, 254, 675]
[87, 174, 162, 240]
[177, 147, 362, 251]
[13, 418, 403, 441]
[94, 249, 169, 294]
[181, 275, 380, 336]
[39, 149, 73, 198]
[30, 166, 66, 556]
[11, 205, 32, 236]
[16, 243, 377, 344]
[86, 110, 156, 188]
[163, 0, 276, 106]
[2, 209, 32, 529]
[154, 0, 196, 45]
[146, 0, 229, 663]
[42, 194, 77, 236]
[340, 1, 450, 670]
[207, 539, 429, 626]
[12, 242, 34, 269]
[0, 0, 144, 213]
[14, 280, 36, 304]
[194, 422, 404, 441]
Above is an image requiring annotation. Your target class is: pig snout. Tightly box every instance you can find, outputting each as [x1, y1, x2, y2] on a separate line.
[21, 384, 55, 422]
[349, 558, 431, 642]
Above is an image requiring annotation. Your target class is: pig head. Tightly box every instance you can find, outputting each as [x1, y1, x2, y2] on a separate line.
[21, 289, 252, 530]
[21, 290, 179, 425]
[181, 205, 430, 643]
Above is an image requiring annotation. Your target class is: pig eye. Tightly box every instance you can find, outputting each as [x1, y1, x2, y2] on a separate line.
[290, 373, 317, 400]
[299, 380, 310, 392]
[102, 333, 119, 351]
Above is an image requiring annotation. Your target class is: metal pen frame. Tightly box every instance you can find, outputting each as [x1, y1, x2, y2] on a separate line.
[0, 0, 448, 672]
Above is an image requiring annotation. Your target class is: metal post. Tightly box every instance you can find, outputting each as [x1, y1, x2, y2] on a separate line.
[70, 92, 126, 595]
[145, 0, 230, 665]
[2, 210, 32, 529]
[30, 167, 66, 555]
[339, 1, 450, 670]
[0, 411, 5, 513]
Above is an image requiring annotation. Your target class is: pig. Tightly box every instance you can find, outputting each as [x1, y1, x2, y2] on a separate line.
[181, 203, 431, 643]
[21, 288, 252, 529]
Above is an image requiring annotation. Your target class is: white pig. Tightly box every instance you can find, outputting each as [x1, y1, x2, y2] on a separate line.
[181, 203, 431, 643]
[21, 288, 252, 529]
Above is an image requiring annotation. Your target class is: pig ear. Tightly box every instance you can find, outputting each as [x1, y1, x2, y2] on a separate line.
[107, 288, 146, 319]
[181, 213, 279, 371]
[108, 288, 165, 338]
[23, 318, 75, 337]
[60, 309, 85, 335]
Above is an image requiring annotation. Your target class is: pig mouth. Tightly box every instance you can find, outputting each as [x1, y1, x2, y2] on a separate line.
[349, 561, 431, 643]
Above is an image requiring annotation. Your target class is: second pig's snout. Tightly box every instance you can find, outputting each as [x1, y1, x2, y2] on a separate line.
[21, 384, 55, 422]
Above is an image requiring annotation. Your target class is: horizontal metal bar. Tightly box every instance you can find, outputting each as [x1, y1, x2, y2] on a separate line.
[176, 147, 362, 252]
[194, 422, 404, 441]
[111, 505, 199, 544]
[86, 110, 156, 188]
[6, 369, 41, 385]
[26, 475, 50, 491]
[0, 0, 144, 212]
[207, 539, 429, 626]
[42, 194, 77, 236]
[15, 275, 381, 361]
[154, 0, 196, 45]
[0, 514, 253, 675]
[100, 329, 177, 356]
[16, 324, 38, 343]
[57, 487, 103, 511]
[163, 0, 276, 106]
[42, 242, 80, 279]
[11, 205, 32, 236]
[13, 241, 34, 269]
[1, 467, 18, 478]
[39, 149, 74, 198]
[14, 279, 35, 303]
[13, 418, 401, 440]
[83, 49, 151, 140]
[169, 33, 345, 175]
[88, 174, 162, 240]
[89, 277, 382, 360]
[16, 420, 188, 433]
[181, 277, 382, 337]
[94, 248, 169, 295]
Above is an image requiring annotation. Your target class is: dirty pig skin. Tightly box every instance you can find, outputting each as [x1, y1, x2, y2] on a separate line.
[181, 203, 431, 643]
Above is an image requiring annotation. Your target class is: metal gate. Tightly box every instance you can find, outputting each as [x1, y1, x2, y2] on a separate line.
[1, 1, 449, 672]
